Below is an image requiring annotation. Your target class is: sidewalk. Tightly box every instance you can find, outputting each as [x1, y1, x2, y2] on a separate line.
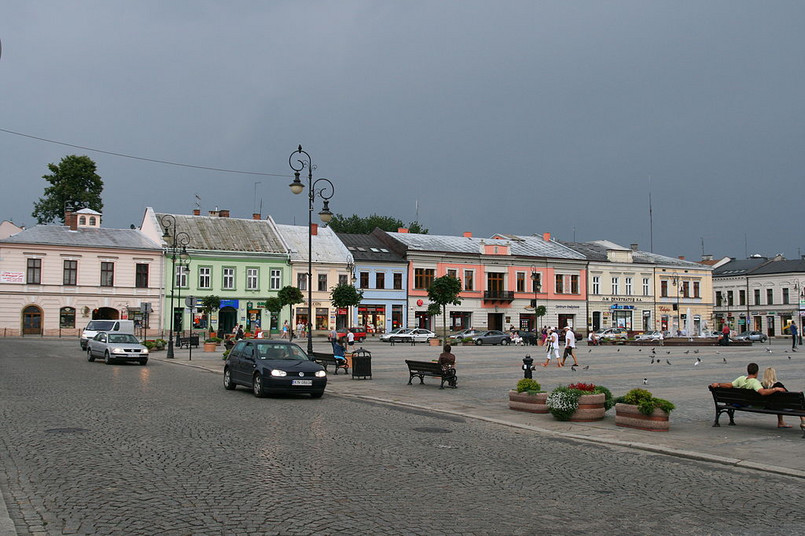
[155, 337, 805, 479]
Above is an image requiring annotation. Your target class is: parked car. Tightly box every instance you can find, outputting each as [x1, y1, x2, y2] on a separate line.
[80, 319, 135, 350]
[380, 328, 412, 342]
[734, 331, 768, 343]
[223, 339, 326, 398]
[336, 327, 367, 342]
[595, 328, 628, 342]
[635, 331, 663, 341]
[512, 330, 538, 345]
[447, 329, 483, 342]
[391, 328, 437, 343]
[86, 332, 149, 365]
[472, 330, 512, 345]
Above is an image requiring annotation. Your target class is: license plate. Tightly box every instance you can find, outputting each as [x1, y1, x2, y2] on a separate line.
[291, 379, 312, 386]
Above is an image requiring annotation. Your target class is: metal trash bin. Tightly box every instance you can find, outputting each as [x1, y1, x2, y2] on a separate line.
[351, 348, 372, 379]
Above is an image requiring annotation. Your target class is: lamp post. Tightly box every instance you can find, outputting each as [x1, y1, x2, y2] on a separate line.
[530, 265, 542, 332]
[289, 145, 335, 354]
[346, 260, 357, 330]
[160, 214, 190, 359]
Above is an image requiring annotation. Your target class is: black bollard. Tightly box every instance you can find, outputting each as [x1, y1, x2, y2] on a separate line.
[522, 355, 534, 379]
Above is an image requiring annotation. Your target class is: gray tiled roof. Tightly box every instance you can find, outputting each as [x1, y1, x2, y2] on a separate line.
[337, 233, 406, 263]
[156, 213, 287, 253]
[713, 257, 770, 276]
[275, 224, 352, 264]
[0, 225, 161, 250]
[726, 258, 805, 276]
[561, 240, 710, 269]
[385, 232, 586, 260]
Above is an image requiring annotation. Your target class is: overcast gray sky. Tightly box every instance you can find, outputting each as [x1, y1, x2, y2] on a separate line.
[2, 1, 803, 261]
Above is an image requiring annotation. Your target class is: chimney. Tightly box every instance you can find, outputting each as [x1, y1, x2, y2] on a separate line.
[397, 227, 409, 233]
[463, 232, 472, 238]
[630, 243, 638, 251]
[702, 254, 713, 261]
[311, 223, 318, 236]
[208, 210, 219, 217]
[64, 208, 77, 230]
[219, 209, 230, 218]
[193, 209, 200, 216]
[252, 213, 261, 220]
[678, 256, 686, 260]
[542, 232, 551, 241]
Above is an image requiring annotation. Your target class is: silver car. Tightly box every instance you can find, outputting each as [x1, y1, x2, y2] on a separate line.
[86, 332, 149, 365]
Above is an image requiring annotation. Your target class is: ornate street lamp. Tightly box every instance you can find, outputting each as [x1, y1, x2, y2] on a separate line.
[530, 265, 542, 332]
[161, 214, 190, 359]
[289, 145, 335, 354]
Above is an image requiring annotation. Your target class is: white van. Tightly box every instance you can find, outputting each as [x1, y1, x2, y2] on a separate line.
[80, 320, 136, 349]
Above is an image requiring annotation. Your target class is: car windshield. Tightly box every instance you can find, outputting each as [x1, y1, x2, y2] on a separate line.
[87, 321, 116, 331]
[255, 343, 309, 361]
[108, 334, 139, 344]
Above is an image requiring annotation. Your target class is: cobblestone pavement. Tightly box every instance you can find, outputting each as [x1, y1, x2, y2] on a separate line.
[1, 338, 804, 535]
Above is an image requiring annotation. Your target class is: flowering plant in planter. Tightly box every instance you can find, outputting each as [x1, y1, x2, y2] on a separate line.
[615, 388, 675, 416]
[546, 382, 614, 421]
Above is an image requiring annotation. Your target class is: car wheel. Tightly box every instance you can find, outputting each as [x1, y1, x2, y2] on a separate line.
[310, 391, 324, 399]
[87, 348, 94, 362]
[501, 339, 510, 345]
[139, 358, 148, 366]
[223, 367, 236, 390]
[252, 373, 265, 398]
[104, 351, 112, 365]
[475, 339, 483, 345]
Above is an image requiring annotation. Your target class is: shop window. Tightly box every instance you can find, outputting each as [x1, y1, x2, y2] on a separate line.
[60, 307, 76, 328]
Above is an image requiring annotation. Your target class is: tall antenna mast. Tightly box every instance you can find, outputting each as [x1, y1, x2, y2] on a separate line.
[648, 176, 654, 253]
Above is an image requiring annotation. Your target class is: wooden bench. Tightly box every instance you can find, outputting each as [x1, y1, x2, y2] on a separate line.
[708, 386, 805, 437]
[311, 351, 350, 375]
[176, 335, 199, 348]
[405, 360, 457, 389]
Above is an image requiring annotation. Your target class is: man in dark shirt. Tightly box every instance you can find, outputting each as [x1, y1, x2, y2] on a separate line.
[437, 344, 457, 388]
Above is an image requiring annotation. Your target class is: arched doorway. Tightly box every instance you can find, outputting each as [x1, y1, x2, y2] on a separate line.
[219, 306, 237, 337]
[93, 307, 119, 320]
[22, 305, 43, 335]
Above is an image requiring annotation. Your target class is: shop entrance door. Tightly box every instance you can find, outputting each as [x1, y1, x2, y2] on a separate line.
[22, 306, 42, 335]
[487, 313, 503, 331]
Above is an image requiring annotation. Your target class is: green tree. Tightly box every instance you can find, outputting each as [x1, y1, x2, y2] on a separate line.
[328, 213, 428, 234]
[330, 283, 363, 314]
[263, 297, 283, 338]
[200, 295, 221, 333]
[277, 286, 304, 339]
[427, 275, 462, 340]
[31, 155, 104, 224]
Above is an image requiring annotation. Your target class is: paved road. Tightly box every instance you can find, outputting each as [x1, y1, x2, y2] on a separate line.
[1, 338, 804, 535]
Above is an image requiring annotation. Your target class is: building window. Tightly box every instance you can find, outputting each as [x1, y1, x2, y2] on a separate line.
[318, 274, 327, 291]
[297, 272, 307, 291]
[739, 289, 746, 306]
[447, 269, 457, 279]
[754, 289, 760, 305]
[767, 289, 774, 305]
[642, 278, 650, 296]
[661, 280, 668, 298]
[245, 268, 259, 290]
[59, 306, 76, 328]
[134, 263, 148, 288]
[716, 291, 723, 307]
[591, 276, 600, 295]
[570, 275, 579, 294]
[531, 273, 542, 293]
[223, 267, 235, 290]
[727, 290, 734, 305]
[555, 274, 564, 294]
[270, 269, 281, 290]
[176, 264, 188, 288]
[783, 288, 790, 305]
[394, 272, 403, 290]
[27, 258, 41, 284]
[414, 268, 435, 290]
[625, 277, 632, 296]
[360, 272, 369, 289]
[516, 272, 526, 293]
[100, 262, 114, 287]
[611, 277, 619, 295]
[64, 260, 78, 286]
[683, 282, 691, 299]
[693, 281, 700, 299]
[464, 270, 474, 291]
[376, 272, 385, 290]
[199, 267, 211, 289]
[338, 274, 348, 286]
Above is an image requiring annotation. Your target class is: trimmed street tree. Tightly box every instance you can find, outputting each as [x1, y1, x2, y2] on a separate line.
[427, 275, 462, 341]
[330, 283, 363, 329]
[32, 155, 104, 224]
[277, 286, 304, 341]
[263, 297, 283, 338]
[200, 295, 221, 334]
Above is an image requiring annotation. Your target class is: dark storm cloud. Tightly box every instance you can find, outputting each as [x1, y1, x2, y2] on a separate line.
[2, 1, 803, 260]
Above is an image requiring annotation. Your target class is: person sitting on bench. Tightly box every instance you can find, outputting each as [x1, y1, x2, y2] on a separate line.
[437, 344, 457, 387]
[710, 362, 786, 396]
[332, 338, 348, 364]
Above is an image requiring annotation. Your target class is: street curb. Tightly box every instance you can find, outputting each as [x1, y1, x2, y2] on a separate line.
[0, 486, 17, 536]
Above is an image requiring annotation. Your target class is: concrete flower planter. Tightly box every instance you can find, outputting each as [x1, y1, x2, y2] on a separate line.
[615, 403, 670, 431]
[203, 342, 219, 352]
[569, 393, 606, 422]
[508, 390, 548, 413]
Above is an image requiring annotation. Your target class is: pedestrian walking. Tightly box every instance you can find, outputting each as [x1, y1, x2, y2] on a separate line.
[561, 326, 579, 366]
[281, 320, 289, 339]
[790, 321, 798, 352]
[721, 323, 730, 346]
[542, 327, 561, 367]
[347, 330, 355, 348]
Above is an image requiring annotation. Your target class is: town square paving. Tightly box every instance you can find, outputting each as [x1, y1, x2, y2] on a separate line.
[0, 337, 803, 535]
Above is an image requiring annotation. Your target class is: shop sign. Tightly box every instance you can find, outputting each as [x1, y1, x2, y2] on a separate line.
[609, 304, 634, 310]
[601, 297, 644, 302]
[0, 272, 24, 283]
[220, 299, 239, 309]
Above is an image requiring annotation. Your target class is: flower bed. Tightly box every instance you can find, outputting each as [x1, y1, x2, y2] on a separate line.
[546, 382, 613, 422]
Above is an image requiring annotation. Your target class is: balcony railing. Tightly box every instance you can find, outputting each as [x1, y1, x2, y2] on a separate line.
[483, 290, 514, 302]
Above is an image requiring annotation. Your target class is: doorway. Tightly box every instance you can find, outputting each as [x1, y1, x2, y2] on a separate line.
[487, 313, 503, 331]
[219, 306, 238, 336]
[22, 305, 42, 335]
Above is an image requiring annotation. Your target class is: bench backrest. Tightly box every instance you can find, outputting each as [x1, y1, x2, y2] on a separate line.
[406, 360, 443, 372]
[709, 386, 805, 410]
